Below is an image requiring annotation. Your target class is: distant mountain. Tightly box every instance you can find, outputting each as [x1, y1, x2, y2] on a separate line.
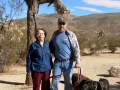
[13, 13, 120, 38]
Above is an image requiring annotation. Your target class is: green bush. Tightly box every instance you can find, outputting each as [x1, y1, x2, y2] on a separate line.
[88, 37, 105, 54]
[0, 24, 27, 72]
[107, 36, 120, 53]
[77, 32, 106, 55]
[77, 32, 89, 55]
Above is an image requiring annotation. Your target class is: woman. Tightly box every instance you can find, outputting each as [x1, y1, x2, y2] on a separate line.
[26, 28, 53, 90]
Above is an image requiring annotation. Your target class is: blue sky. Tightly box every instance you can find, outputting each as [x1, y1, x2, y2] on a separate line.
[3, 0, 120, 19]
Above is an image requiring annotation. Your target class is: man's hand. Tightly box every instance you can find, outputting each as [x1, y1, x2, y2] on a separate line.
[74, 63, 80, 68]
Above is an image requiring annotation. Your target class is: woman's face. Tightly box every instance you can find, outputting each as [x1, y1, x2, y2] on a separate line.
[36, 30, 45, 42]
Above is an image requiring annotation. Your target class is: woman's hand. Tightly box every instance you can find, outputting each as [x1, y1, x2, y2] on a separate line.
[27, 72, 31, 75]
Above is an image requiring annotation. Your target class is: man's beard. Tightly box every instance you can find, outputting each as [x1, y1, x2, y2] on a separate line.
[59, 27, 66, 31]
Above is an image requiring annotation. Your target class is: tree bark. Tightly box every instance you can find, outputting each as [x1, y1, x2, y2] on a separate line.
[27, 6, 36, 49]
[25, 0, 38, 86]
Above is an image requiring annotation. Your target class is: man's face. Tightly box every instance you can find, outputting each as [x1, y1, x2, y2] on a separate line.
[58, 22, 67, 30]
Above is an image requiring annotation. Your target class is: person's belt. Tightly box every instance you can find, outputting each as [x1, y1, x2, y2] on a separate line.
[55, 58, 70, 62]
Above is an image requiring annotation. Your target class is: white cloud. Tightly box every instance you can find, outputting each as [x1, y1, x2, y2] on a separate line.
[82, 0, 120, 9]
[74, 6, 103, 13]
[70, 9, 75, 12]
[22, 10, 27, 12]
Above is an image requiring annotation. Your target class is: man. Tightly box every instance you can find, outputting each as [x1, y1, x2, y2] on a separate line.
[50, 17, 80, 90]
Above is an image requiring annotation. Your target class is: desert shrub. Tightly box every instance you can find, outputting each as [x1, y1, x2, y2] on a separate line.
[85, 39, 96, 55]
[89, 37, 105, 54]
[6, 50, 18, 65]
[17, 30, 27, 61]
[75, 30, 120, 55]
[76, 31, 106, 55]
[78, 35, 105, 55]
[107, 36, 120, 53]
[0, 24, 27, 72]
[77, 32, 89, 55]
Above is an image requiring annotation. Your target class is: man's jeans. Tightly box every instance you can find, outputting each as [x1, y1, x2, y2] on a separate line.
[51, 59, 73, 90]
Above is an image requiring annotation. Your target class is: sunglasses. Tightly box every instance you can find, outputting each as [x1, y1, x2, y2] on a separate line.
[58, 22, 65, 25]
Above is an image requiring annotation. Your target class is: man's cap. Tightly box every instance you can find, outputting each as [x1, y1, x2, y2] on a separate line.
[58, 17, 66, 23]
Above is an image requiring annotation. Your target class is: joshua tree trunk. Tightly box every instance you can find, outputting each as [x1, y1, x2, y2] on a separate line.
[25, 0, 38, 86]
[25, 8, 34, 86]
[26, 0, 38, 49]
[26, 8, 35, 49]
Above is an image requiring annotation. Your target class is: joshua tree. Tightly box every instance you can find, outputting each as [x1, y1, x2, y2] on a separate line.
[24, 0, 70, 86]
[97, 30, 105, 38]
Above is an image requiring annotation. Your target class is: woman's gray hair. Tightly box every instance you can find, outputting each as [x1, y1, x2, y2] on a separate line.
[35, 28, 47, 39]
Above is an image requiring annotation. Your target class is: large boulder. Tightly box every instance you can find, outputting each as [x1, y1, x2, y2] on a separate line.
[109, 66, 120, 78]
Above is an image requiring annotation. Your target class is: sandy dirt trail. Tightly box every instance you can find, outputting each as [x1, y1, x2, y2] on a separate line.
[0, 53, 120, 90]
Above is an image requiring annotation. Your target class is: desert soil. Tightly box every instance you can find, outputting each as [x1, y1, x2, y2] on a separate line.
[0, 53, 120, 90]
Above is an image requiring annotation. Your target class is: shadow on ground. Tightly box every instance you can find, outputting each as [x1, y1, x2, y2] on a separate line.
[0, 80, 24, 85]
[60, 80, 120, 90]
[97, 74, 110, 77]
[20, 86, 32, 90]
[116, 82, 120, 84]
[110, 84, 120, 90]
[97, 74, 120, 90]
